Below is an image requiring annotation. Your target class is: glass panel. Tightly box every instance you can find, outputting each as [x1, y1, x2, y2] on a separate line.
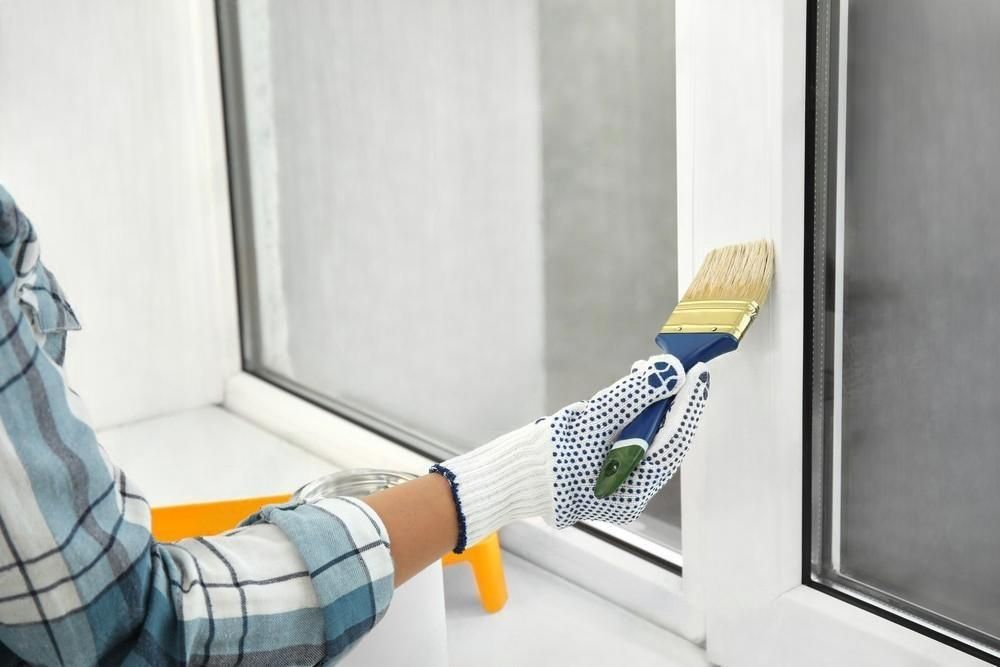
[809, 0, 1000, 654]
[220, 0, 681, 552]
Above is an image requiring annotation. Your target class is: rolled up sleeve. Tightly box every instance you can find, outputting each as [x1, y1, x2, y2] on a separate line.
[0, 186, 393, 666]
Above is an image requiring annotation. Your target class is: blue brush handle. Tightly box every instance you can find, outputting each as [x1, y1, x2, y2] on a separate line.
[592, 332, 738, 498]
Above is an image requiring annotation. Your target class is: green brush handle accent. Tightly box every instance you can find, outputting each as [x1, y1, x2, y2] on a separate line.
[593, 332, 738, 499]
[593, 442, 647, 499]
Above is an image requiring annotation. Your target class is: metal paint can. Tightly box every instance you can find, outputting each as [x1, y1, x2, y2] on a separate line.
[294, 469, 417, 501]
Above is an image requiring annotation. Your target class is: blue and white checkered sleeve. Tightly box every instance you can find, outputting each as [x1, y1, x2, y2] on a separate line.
[141, 497, 395, 665]
[0, 186, 394, 665]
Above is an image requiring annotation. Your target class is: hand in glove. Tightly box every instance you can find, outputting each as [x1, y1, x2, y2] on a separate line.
[431, 355, 711, 552]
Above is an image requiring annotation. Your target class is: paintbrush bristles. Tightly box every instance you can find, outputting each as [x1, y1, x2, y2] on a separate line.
[682, 239, 774, 305]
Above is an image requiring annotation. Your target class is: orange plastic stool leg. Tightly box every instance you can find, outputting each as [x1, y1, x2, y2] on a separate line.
[441, 532, 508, 613]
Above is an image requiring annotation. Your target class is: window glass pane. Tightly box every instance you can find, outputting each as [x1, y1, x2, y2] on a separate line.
[223, 0, 681, 551]
[810, 0, 1000, 653]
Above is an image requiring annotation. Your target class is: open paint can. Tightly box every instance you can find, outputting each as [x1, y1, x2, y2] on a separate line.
[294, 469, 417, 501]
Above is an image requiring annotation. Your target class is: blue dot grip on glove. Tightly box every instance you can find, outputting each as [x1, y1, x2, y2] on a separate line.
[431, 356, 710, 552]
[593, 333, 735, 498]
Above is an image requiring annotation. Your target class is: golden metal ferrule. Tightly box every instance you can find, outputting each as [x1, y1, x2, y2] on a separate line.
[660, 300, 761, 339]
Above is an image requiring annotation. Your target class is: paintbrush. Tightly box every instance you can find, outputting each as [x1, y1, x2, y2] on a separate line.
[593, 240, 775, 498]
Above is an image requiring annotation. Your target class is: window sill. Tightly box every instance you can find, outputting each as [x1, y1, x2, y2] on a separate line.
[98, 404, 340, 505]
[716, 585, 994, 667]
[445, 549, 707, 667]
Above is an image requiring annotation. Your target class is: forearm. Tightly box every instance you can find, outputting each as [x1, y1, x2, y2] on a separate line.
[360, 423, 555, 583]
[362, 474, 459, 586]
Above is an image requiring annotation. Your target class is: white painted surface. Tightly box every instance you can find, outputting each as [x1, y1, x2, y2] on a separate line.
[752, 587, 991, 667]
[98, 406, 337, 505]
[444, 550, 708, 667]
[0, 1, 239, 429]
[676, 1, 991, 664]
[676, 4, 805, 660]
[502, 518, 701, 643]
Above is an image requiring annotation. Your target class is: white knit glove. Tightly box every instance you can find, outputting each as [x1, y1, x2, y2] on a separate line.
[431, 355, 711, 552]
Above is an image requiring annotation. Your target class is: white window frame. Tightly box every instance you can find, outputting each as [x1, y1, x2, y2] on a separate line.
[675, 1, 992, 664]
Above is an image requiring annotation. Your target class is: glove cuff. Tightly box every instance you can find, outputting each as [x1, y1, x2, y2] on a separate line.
[432, 422, 554, 553]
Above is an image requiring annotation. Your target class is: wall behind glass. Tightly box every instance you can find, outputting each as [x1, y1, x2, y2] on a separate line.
[231, 0, 680, 546]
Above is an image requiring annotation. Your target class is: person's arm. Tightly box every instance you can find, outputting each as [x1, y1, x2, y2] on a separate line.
[366, 359, 712, 568]
[362, 474, 457, 586]
[0, 187, 393, 665]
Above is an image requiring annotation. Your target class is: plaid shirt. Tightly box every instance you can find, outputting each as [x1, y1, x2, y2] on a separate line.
[0, 186, 395, 666]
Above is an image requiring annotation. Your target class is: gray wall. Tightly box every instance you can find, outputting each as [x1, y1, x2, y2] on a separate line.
[538, 0, 680, 532]
[539, 0, 677, 410]
[242, 0, 680, 539]
[840, 0, 1000, 636]
[256, 0, 546, 448]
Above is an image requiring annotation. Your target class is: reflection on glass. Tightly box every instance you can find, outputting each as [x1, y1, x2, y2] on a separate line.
[226, 0, 680, 550]
[815, 0, 1000, 649]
